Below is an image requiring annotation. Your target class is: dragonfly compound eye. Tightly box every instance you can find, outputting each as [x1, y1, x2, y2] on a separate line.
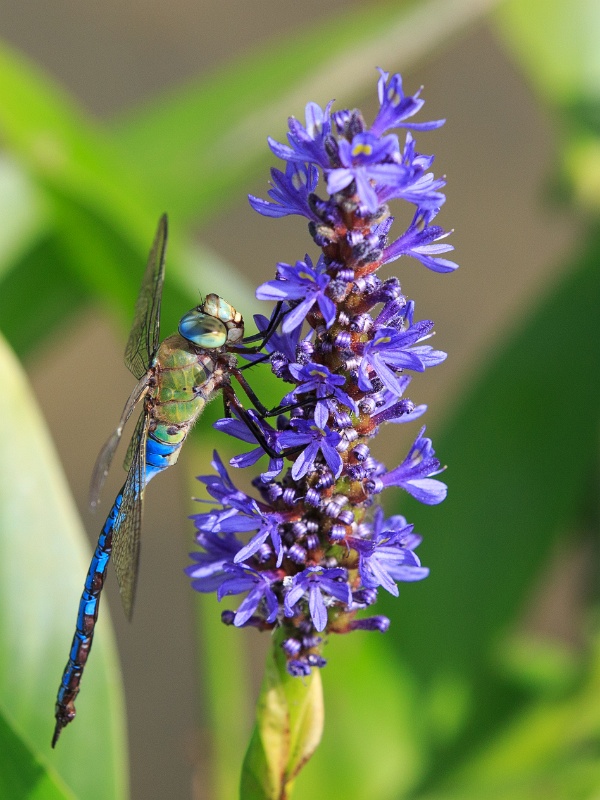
[178, 308, 228, 348]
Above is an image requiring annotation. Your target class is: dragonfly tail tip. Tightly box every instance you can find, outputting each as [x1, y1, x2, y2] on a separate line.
[51, 722, 62, 748]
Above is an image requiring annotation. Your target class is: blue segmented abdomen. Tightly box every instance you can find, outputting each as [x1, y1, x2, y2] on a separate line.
[53, 433, 182, 746]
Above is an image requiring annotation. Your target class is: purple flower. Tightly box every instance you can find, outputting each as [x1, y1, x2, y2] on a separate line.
[284, 567, 352, 632]
[240, 306, 309, 366]
[375, 427, 447, 504]
[327, 132, 406, 213]
[185, 531, 243, 593]
[214, 411, 284, 481]
[267, 101, 333, 168]
[218, 565, 279, 626]
[278, 417, 343, 480]
[249, 161, 320, 220]
[371, 69, 445, 136]
[371, 392, 428, 425]
[377, 134, 446, 209]
[348, 509, 429, 596]
[197, 451, 257, 512]
[288, 362, 357, 417]
[358, 322, 447, 395]
[256, 255, 336, 333]
[382, 208, 458, 274]
[212, 501, 287, 567]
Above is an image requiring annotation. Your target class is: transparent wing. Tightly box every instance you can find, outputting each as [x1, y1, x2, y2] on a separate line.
[124, 214, 168, 379]
[89, 374, 150, 511]
[112, 409, 149, 620]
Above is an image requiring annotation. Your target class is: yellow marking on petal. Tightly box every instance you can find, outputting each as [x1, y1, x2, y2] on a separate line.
[292, 172, 306, 190]
[375, 335, 391, 345]
[387, 88, 401, 107]
[297, 271, 314, 281]
[352, 143, 373, 157]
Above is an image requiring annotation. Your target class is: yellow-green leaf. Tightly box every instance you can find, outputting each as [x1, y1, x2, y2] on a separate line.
[0, 332, 128, 800]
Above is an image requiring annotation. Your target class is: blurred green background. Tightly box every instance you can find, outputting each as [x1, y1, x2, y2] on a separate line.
[1, 0, 600, 798]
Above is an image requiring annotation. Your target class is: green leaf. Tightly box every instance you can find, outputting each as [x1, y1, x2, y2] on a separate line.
[0, 40, 158, 242]
[0, 332, 128, 800]
[114, 0, 501, 222]
[0, 708, 75, 800]
[240, 632, 324, 799]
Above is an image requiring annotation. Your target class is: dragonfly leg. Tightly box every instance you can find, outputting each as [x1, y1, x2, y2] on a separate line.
[235, 352, 272, 372]
[231, 367, 335, 419]
[230, 368, 270, 415]
[222, 385, 288, 459]
[222, 382, 335, 460]
[239, 301, 285, 349]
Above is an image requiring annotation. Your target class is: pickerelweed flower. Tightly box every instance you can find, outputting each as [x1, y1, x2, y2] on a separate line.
[187, 67, 456, 676]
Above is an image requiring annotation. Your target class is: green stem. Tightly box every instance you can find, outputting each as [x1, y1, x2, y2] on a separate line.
[240, 629, 324, 799]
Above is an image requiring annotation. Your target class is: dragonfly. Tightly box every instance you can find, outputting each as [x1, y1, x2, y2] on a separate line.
[52, 214, 282, 746]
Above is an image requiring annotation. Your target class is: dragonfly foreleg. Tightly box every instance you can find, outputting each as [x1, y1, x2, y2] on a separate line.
[238, 301, 285, 349]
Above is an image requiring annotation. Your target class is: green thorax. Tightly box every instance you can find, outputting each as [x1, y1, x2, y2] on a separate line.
[149, 333, 219, 444]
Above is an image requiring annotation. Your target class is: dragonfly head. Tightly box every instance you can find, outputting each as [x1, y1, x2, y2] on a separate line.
[178, 294, 244, 349]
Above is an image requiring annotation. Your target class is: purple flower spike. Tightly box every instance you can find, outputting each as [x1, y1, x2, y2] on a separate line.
[189, 67, 455, 678]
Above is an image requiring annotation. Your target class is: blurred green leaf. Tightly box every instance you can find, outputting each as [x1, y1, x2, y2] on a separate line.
[0, 41, 159, 242]
[496, 0, 600, 210]
[0, 708, 74, 800]
[296, 633, 427, 800]
[114, 0, 500, 222]
[0, 41, 252, 359]
[0, 155, 47, 280]
[495, 634, 580, 696]
[0, 231, 90, 358]
[419, 631, 600, 799]
[0, 332, 128, 799]
[496, 0, 600, 107]
[194, 592, 254, 800]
